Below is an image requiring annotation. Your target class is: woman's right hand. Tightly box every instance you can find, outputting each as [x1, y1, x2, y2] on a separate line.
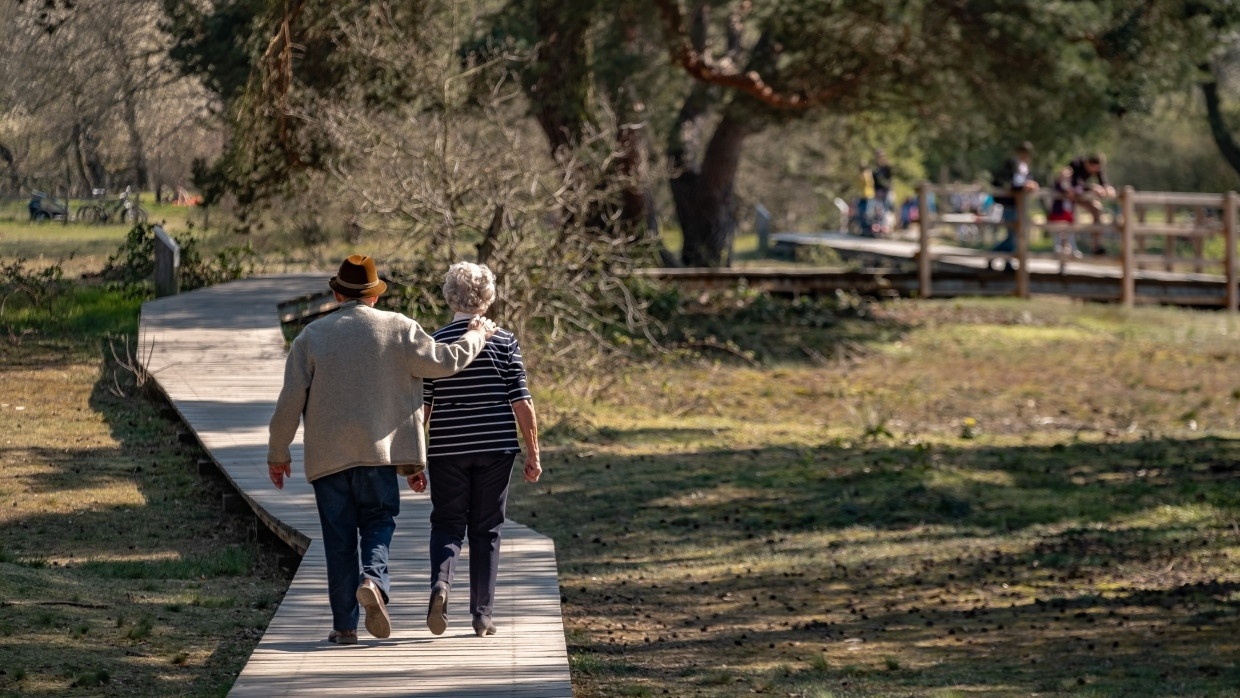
[469, 316, 498, 339]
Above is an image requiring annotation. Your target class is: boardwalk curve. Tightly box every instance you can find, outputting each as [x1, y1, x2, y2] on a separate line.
[139, 274, 572, 697]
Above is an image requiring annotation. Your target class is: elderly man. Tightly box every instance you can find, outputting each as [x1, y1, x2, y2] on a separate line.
[268, 254, 496, 645]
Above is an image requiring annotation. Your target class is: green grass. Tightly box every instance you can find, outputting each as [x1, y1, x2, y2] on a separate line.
[82, 545, 253, 580]
[514, 295, 1240, 697]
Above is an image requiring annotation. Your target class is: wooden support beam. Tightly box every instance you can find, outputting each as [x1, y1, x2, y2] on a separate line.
[1016, 191, 1029, 298]
[917, 182, 932, 299]
[1121, 186, 1136, 308]
[1226, 191, 1238, 313]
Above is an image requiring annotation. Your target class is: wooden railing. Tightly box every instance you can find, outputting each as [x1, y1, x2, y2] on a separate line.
[915, 183, 1240, 311]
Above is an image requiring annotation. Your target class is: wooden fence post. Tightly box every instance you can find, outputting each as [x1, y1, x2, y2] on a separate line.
[917, 182, 932, 298]
[1121, 186, 1135, 308]
[153, 225, 180, 298]
[1136, 205, 1148, 268]
[1226, 191, 1238, 313]
[1164, 203, 1175, 272]
[1016, 190, 1029, 298]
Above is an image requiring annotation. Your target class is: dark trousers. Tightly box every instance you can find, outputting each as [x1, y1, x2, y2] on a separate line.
[312, 466, 400, 631]
[428, 451, 516, 617]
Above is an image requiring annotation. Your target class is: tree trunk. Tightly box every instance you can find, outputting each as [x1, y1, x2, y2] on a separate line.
[618, 124, 658, 226]
[1202, 69, 1240, 177]
[672, 114, 750, 267]
[0, 143, 18, 195]
[529, 2, 595, 153]
[122, 93, 150, 189]
[70, 123, 92, 193]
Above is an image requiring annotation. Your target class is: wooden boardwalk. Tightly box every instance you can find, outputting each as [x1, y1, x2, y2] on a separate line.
[139, 274, 572, 697]
[773, 232, 1223, 281]
[768, 232, 1235, 305]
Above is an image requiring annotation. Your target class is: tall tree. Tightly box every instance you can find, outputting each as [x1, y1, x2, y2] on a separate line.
[0, 0, 212, 194]
[169, 0, 1231, 267]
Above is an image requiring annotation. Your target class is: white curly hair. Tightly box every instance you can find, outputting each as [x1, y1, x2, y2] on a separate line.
[442, 261, 496, 315]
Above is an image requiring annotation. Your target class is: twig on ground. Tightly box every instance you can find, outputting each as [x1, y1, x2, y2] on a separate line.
[684, 340, 759, 367]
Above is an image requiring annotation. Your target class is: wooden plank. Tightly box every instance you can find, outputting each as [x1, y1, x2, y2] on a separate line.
[1130, 191, 1227, 206]
[139, 274, 572, 698]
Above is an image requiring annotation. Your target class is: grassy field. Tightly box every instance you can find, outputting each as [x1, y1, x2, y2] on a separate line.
[514, 297, 1240, 697]
[0, 286, 292, 697]
[0, 195, 216, 278]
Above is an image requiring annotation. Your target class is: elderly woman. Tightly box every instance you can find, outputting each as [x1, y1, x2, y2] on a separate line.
[408, 261, 541, 637]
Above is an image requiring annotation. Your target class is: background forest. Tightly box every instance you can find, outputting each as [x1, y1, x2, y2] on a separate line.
[5, 0, 1240, 266]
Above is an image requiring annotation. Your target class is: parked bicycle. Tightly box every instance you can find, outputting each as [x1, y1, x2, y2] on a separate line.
[76, 187, 147, 225]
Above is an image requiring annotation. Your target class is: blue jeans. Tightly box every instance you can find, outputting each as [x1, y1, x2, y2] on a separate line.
[312, 466, 400, 631]
[993, 203, 1018, 252]
[428, 451, 516, 617]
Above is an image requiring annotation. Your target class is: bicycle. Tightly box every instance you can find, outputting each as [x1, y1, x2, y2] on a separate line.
[76, 187, 147, 225]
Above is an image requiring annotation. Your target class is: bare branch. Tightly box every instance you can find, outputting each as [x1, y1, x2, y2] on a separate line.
[653, 0, 864, 110]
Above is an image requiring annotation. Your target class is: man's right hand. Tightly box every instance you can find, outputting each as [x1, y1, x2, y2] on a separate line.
[469, 316, 498, 339]
[268, 461, 292, 489]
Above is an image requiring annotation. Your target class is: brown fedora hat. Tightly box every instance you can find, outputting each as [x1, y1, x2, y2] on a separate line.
[329, 254, 387, 298]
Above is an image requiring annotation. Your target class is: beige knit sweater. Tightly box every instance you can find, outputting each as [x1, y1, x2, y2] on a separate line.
[267, 301, 486, 482]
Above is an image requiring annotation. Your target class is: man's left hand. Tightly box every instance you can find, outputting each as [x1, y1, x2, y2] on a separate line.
[268, 461, 292, 489]
[408, 472, 428, 493]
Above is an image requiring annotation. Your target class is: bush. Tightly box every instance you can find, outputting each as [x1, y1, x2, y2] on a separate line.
[0, 258, 70, 316]
[102, 224, 256, 294]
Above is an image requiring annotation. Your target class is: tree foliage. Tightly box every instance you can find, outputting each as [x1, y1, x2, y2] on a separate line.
[162, 1, 1240, 268]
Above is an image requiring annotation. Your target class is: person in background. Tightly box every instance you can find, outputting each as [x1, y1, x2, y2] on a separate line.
[1048, 165, 1082, 258]
[409, 261, 542, 639]
[268, 254, 496, 646]
[853, 161, 875, 235]
[1069, 152, 1116, 255]
[991, 141, 1039, 261]
[872, 149, 894, 221]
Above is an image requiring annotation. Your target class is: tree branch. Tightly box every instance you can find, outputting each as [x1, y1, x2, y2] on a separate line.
[653, 0, 863, 110]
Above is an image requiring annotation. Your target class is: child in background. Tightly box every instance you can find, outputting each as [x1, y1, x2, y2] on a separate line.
[1048, 166, 1081, 258]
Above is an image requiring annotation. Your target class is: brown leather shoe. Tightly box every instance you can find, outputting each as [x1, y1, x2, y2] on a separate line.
[356, 579, 391, 639]
[327, 629, 358, 645]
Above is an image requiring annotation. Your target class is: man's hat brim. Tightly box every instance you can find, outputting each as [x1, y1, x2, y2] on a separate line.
[329, 276, 387, 298]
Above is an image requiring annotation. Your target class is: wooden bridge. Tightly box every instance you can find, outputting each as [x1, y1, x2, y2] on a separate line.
[706, 185, 1240, 309]
[139, 274, 572, 697]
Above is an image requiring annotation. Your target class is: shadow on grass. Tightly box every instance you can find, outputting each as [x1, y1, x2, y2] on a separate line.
[0, 284, 293, 696]
[517, 435, 1240, 696]
[539, 435, 1240, 538]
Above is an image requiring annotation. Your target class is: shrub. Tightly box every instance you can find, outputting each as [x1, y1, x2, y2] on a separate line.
[102, 223, 256, 294]
[0, 258, 69, 315]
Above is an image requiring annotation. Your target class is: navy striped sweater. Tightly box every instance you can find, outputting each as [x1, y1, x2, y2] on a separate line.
[424, 318, 531, 458]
